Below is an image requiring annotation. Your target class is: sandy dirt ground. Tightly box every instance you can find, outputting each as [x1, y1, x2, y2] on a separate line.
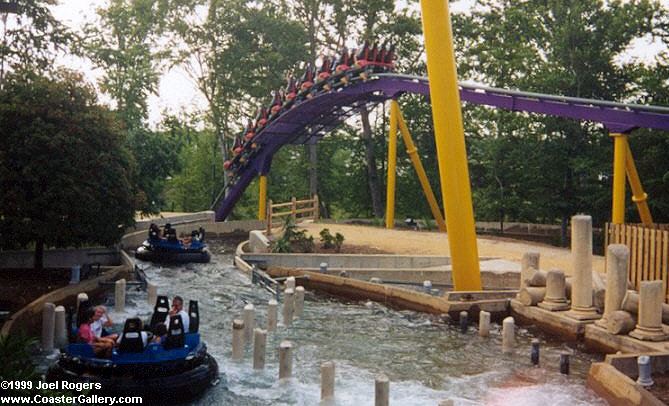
[300, 222, 605, 275]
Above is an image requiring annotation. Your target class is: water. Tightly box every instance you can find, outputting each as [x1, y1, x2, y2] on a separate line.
[114, 239, 606, 405]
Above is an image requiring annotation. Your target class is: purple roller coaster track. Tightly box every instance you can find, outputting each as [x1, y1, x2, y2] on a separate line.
[213, 73, 669, 221]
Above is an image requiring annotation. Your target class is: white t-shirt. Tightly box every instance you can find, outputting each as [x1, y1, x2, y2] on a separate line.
[164, 309, 190, 333]
[91, 314, 109, 338]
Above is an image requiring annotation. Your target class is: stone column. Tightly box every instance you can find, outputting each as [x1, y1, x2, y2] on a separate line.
[629, 280, 668, 341]
[294, 286, 305, 318]
[566, 215, 599, 320]
[286, 276, 296, 291]
[283, 288, 295, 326]
[502, 316, 515, 354]
[232, 319, 245, 360]
[595, 244, 629, 328]
[538, 269, 570, 311]
[478, 310, 490, 337]
[267, 299, 278, 332]
[321, 361, 335, 401]
[115, 278, 126, 313]
[54, 305, 68, 349]
[243, 304, 255, 343]
[147, 282, 158, 307]
[375, 374, 390, 406]
[279, 341, 293, 379]
[41, 302, 55, 352]
[253, 328, 267, 370]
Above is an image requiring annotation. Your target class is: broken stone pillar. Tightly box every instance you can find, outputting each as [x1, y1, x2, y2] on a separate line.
[267, 299, 278, 332]
[279, 341, 293, 380]
[115, 278, 126, 313]
[607, 310, 636, 335]
[621, 290, 669, 324]
[243, 304, 255, 344]
[54, 305, 68, 349]
[538, 269, 570, 311]
[502, 317, 515, 354]
[595, 245, 629, 329]
[478, 310, 490, 337]
[253, 328, 267, 370]
[629, 280, 668, 341]
[518, 287, 546, 306]
[375, 374, 390, 406]
[520, 251, 540, 289]
[294, 286, 305, 318]
[321, 361, 335, 401]
[41, 302, 55, 352]
[566, 215, 599, 320]
[231, 319, 245, 360]
[283, 288, 295, 326]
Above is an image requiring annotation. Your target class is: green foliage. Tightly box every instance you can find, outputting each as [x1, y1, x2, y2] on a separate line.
[0, 71, 136, 254]
[319, 228, 345, 252]
[0, 0, 75, 77]
[270, 217, 314, 253]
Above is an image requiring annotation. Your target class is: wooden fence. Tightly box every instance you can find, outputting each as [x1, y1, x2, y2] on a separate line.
[266, 195, 319, 235]
[605, 223, 669, 303]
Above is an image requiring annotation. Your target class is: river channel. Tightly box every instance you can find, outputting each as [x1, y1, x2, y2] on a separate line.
[114, 239, 606, 405]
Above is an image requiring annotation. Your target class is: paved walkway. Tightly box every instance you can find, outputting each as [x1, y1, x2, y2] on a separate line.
[300, 223, 605, 275]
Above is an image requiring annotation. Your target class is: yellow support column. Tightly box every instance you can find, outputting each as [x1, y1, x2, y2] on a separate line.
[419, 0, 481, 290]
[385, 101, 399, 229]
[394, 102, 447, 232]
[623, 137, 653, 225]
[258, 175, 267, 220]
[610, 133, 627, 224]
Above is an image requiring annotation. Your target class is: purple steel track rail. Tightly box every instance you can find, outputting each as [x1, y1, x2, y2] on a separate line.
[214, 73, 669, 221]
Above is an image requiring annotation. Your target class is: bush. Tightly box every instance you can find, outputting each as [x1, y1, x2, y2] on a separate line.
[270, 217, 314, 253]
[320, 228, 345, 252]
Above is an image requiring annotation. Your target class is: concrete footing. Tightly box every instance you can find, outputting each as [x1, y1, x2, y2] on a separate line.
[114, 279, 126, 313]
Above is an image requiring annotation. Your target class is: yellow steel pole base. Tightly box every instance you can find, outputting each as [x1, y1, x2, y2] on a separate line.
[420, 0, 481, 291]
[385, 101, 399, 229]
[610, 133, 627, 224]
[258, 175, 268, 221]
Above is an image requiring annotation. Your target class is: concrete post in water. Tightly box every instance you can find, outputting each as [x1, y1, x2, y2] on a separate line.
[76, 292, 88, 309]
[560, 351, 570, 375]
[518, 287, 546, 306]
[596, 245, 629, 328]
[629, 280, 668, 341]
[607, 310, 636, 335]
[69, 265, 81, 284]
[286, 276, 296, 291]
[54, 305, 68, 349]
[566, 215, 599, 320]
[479, 310, 491, 337]
[253, 328, 267, 370]
[42, 302, 55, 352]
[278, 341, 293, 379]
[321, 361, 335, 401]
[283, 288, 295, 326]
[637, 355, 653, 387]
[459, 311, 468, 333]
[232, 319, 245, 360]
[295, 286, 305, 318]
[423, 280, 433, 294]
[538, 269, 569, 311]
[115, 278, 126, 313]
[531, 339, 540, 366]
[267, 299, 278, 332]
[320, 262, 328, 273]
[375, 374, 390, 406]
[520, 251, 540, 288]
[243, 304, 255, 343]
[502, 317, 515, 354]
[147, 282, 158, 307]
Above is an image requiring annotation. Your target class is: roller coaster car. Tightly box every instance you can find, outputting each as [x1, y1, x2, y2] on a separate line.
[135, 227, 211, 263]
[47, 299, 220, 402]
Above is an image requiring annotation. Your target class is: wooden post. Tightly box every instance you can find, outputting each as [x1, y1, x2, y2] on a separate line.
[313, 194, 320, 220]
[291, 197, 297, 222]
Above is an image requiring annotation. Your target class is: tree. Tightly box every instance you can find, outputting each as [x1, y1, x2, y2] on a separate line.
[83, 0, 180, 213]
[0, 71, 136, 270]
[0, 0, 74, 84]
[454, 0, 666, 238]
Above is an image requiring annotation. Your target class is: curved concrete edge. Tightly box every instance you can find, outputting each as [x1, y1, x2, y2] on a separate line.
[1, 251, 134, 338]
[266, 267, 509, 317]
[587, 362, 664, 406]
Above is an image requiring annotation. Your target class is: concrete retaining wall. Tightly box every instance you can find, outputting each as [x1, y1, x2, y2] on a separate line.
[0, 251, 133, 337]
[0, 248, 120, 269]
[242, 253, 452, 269]
[587, 353, 669, 406]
